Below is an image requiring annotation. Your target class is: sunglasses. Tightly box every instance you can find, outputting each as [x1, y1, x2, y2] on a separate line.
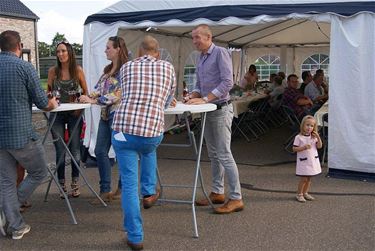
[56, 40, 71, 47]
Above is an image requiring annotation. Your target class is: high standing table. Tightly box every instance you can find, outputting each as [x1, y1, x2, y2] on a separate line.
[33, 103, 107, 224]
[159, 102, 217, 238]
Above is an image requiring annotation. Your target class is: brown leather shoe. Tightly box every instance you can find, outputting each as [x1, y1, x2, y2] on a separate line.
[90, 192, 112, 205]
[142, 190, 160, 209]
[127, 240, 144, 250]
[110, 187, 121, 200]
[195, 192, 225, 206]
[214, 199, 244, 214]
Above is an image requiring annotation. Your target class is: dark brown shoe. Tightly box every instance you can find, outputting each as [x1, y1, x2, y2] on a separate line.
[19, 201, 32, 213]
[214, 199, 244, 214]
[90, 192, 112, 205]
[195, 192, 225, 206]
[142, 190, 160, 209]
[127, 240, 144, 250]
[110, 187, 121, 200]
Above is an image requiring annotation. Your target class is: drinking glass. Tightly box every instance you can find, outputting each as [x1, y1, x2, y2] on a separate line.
[52, 89, 61, 105]
[75, 90, 82, 102]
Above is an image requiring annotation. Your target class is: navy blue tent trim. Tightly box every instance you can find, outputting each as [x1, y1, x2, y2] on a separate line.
[85, 2, 375, 25]
[328, 168, 375, 182]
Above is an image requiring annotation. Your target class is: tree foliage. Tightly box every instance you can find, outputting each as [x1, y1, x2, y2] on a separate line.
[38, 41, 50, 58]
[38, 33, 82, 58]
[50, 32, 67, 56]
[71, 43, 82, 56]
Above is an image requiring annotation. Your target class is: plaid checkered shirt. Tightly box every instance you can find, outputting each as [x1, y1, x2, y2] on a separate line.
[282, 87, 306, 118]
[0, 52, 48, 149]
[112, 55, 176, 137]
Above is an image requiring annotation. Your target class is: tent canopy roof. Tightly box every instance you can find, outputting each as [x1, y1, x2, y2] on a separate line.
[86, 0, 374, 23]
[84, 0, 374, 47]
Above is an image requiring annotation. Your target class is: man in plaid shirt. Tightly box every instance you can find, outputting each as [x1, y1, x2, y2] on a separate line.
[0, 30, 58, 240]
[282, 74, 313, 119]
[112, 35, 175, 250]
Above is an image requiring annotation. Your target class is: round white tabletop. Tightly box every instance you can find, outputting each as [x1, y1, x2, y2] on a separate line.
[32, 103, 91, 113]
[164, 102, 217, 115]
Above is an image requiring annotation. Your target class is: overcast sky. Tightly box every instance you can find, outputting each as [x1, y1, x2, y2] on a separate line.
[22, 0, 119, 44]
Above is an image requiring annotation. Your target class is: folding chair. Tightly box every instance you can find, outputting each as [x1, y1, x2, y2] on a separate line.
[281, 105, 301, 153]
[239, 98, 269, 140]
[266, 93, 287, 127]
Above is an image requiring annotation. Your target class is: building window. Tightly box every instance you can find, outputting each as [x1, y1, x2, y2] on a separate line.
[301, 53, 329, 80]
[183, 51, 200, 92]
[254, 55, 280, 81]
[22, 49, 31, 62]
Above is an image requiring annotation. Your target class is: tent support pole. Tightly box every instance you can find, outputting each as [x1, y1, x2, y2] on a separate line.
[176, 37, 183, 97]
[239, 48, 245, 83]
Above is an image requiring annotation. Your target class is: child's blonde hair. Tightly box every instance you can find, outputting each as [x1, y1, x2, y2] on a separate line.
[300, 115, 318, 135]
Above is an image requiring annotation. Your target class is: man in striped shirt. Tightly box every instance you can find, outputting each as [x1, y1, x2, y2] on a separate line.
[111, 35, 176, 250]
[186, 24, 244, 214]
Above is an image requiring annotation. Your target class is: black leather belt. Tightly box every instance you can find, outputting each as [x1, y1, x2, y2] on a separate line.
[216, 100, 232, 110]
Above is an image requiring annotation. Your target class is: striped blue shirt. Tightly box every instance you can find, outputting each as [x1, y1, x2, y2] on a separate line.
[0, 52, 48, 149]
[193, 43, 233, 104]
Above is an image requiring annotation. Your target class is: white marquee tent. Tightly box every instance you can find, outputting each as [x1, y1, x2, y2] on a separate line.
[83, 0, 375, 177]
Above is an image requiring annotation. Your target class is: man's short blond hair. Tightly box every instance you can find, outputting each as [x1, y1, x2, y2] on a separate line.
[140, 35, 159, 54]
[193, 24, 212, 37]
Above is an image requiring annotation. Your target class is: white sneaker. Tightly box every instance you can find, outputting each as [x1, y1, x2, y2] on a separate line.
[296, 194, 306, 203]
[304, 193, 315, 201]
[12, 224, 31, 240]
[0, 211, 6, 236]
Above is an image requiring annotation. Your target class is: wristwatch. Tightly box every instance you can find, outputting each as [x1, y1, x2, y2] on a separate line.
[202, 96, 209, 103]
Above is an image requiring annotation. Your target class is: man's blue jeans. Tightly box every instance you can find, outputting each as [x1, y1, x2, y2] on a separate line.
[112, 131, 163, 244]
[94, 113, 121, 193]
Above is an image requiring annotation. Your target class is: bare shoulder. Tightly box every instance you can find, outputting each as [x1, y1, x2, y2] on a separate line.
[77, 66, 87, 79]
[77, 65, 84, 73]
[48, 66, 56, 75]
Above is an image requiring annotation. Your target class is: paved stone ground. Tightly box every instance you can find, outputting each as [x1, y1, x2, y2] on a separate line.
[1, 124, 374, 250]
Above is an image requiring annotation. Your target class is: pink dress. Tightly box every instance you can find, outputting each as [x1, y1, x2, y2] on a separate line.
[293, 134, 322, 176]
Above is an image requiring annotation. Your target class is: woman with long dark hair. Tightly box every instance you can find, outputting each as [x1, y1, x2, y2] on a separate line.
[47, 41, 88, 198]
[80, 36, 129, 203]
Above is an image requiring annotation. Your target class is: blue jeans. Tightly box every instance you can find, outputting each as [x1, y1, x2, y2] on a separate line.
[50, 111, 82, 182]
[94, 113, 121, 193]
[204, 104, 242, 200]
[112, 131, 163, 244]
[0, 139, 47, 232]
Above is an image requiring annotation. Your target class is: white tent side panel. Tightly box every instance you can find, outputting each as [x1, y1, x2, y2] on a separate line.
[329, 13, 375, 173]
[83, 23, 119, 157]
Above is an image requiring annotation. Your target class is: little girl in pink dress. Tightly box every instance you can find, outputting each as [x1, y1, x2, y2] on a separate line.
[293, 115, 323, 202]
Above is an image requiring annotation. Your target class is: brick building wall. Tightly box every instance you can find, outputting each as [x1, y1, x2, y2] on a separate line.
[0, 16, 37, 69]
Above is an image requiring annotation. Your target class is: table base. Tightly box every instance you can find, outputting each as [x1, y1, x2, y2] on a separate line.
[158, 112, 214, 238]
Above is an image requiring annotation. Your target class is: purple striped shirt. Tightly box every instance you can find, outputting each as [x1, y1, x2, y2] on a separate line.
[193, 43, 233, 103]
